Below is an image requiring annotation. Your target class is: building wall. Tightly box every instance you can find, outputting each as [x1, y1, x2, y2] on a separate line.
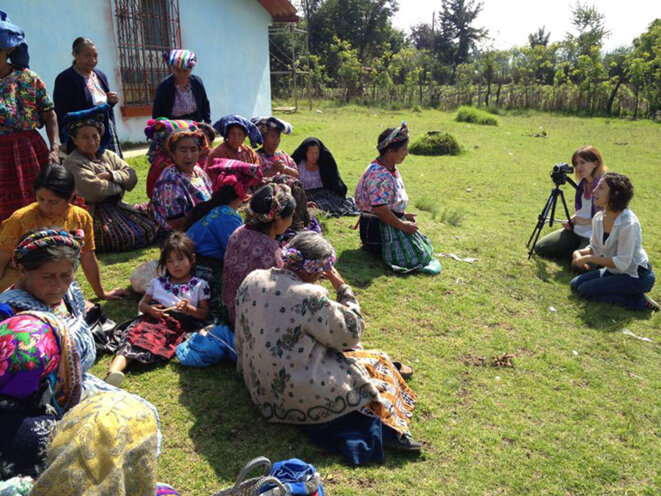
[4, 0, 273, 143]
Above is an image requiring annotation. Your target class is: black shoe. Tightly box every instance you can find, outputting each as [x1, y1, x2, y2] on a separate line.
[643, 294, 660, 312]
[384, 433, 423, 452]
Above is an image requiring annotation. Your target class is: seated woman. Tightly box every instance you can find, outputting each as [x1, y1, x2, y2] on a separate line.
[535, 145, 606, 260]
[0, 311, 82, 479]
[251, 116, 299, 178]
[235, 232, 421, 465]
[291, 137, 359, 217]
[0, 165, 126, 299]
[152, 49, 210, 124]
[270, 174, 322, 244]
[0, 229, 163, 430]
[222, 183, 295, 326]
[207, 114, 261, 167]
[62, 107, 159, 252]
[571, 172, 658, 311]
[355, 123, 440, 274]
[151, 130, 213, 231]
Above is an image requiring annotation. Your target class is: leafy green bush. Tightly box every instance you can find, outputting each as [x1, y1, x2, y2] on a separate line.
[409, 131, 463, 156]
[456, 106, 499, 126]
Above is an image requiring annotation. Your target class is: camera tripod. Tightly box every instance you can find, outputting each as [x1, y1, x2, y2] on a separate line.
[527, 181, 576, 258]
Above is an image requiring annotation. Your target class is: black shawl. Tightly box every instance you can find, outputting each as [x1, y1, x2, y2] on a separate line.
[291, 137, 348, 198]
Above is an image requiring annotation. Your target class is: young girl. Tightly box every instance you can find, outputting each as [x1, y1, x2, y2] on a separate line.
[106, 232, 210, 386]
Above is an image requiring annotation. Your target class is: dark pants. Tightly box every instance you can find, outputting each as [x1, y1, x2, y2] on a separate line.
[570, 265, 656, 311]
[535, 228, 589, 260]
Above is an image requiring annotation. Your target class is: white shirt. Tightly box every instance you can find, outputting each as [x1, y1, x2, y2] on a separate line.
[146, 275, 210, 307]
[590, 209, 649, 278]
[573, 195, 592, 238]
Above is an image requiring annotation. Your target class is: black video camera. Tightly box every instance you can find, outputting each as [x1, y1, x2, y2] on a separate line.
[550, 162, 574, 187]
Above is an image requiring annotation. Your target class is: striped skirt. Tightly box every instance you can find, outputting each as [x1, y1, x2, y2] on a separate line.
[91, 200, 159, 252]
[0, 130, 49, 222]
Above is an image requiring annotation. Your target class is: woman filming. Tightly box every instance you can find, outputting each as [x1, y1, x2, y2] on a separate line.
[535, 146, 606, 260]
[570, 172, 658, 312]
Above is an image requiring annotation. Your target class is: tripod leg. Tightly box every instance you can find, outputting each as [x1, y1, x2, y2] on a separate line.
[527, 188, 560, 258]
[558, 189, 573, 230]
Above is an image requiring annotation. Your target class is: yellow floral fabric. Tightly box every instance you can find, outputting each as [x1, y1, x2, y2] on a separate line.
[31, 391, 159, 496]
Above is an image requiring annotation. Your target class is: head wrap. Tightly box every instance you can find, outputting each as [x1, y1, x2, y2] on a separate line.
[377, 121, 409, 152]
[251, 116, 293, 137]
[31, 391, 161, 496]
[196, 121, 216, 147]
[0, 11, 29, 68]
[165, 129, 208, 159]
[12, 229, 84, 267]
[206, 158, 263, 198]
[63, 104, 109, 154]
[213, 114, 263, 148]
[144, 118, 198, 163]
[282, 245, 336, 274]
[0, 311, 82, 417]
[245, 183, 293, 225]
[163, 49, 197, 69]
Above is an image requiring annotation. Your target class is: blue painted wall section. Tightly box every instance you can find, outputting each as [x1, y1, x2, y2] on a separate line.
[5, 0, 274, 142]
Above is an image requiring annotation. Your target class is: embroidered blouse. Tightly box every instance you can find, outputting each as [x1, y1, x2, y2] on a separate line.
[257, 148, 297, 176]
[206, 141, 259, 167]
[171, 84, 197, 118]
[222, 225, 283, 326]
[297, 160, 324, 190]
[354, 159, 409, 214]
[0, 202, 95, 255]
[146, 275, 210, 308]
[186, 204, 243, 260]
[0, 68, 54, 135]
[151, 165, 212, 229]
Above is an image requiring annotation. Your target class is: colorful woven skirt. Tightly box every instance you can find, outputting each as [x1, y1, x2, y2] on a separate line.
[345, 349, 417, 435]
[0, 130, 49, 222]
[379, 222, 440, 274]
[91, 200, 159, 252]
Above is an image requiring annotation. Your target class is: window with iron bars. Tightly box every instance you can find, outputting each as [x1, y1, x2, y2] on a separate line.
[113, 0, 181, 116]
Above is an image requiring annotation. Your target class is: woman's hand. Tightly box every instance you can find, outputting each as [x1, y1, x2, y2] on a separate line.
[100, 287, 130, 300]
[324, 267, 346, 291]
[404, 213, 417, 223]
[400, 221, 419, 235]
[48, 148, 60, 164]
[572, 250, 591, 271]
[106, 91, 119, 105]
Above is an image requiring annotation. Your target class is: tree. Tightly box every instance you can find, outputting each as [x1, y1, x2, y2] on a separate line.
[410, 23, 435, 50]
[528, 26, 551, 48]
[437, 0, 488, 77]
[603, 47, 631, 115]
[631, 19, 661, 116]
[568, 2, 610, 56]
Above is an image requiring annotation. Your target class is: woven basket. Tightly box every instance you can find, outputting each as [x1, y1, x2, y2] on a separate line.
[212, 457, 289, 496]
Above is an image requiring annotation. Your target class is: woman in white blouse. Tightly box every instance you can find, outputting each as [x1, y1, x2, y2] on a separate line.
[571, 172, 658, 311]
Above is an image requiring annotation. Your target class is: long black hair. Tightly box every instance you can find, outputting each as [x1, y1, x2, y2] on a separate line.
[184, 185, 238, 230]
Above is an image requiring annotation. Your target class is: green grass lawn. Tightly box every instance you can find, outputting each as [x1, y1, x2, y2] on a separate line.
[87, 106, 660, 495]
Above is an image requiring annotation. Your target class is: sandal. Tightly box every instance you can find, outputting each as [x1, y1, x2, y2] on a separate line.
[105, 371, 125, 387]
[392, 361, 414, 381]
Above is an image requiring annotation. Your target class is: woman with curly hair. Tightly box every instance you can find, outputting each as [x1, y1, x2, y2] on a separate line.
[571, 172, 658, 311]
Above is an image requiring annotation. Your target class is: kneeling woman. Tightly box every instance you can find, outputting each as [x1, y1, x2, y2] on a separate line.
[571, 172, 658, 311]
[106, 232, 209, 386]
[235, 232, 420, 465]
[355, 123, 440, 274]
[63, 108, 158, 252]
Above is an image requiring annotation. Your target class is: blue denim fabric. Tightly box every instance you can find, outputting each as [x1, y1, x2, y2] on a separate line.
[570, 265, 656, 310]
